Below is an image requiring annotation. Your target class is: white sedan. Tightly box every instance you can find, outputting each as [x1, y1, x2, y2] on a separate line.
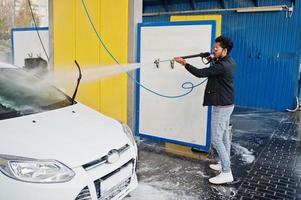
[0, 62, 138, 200]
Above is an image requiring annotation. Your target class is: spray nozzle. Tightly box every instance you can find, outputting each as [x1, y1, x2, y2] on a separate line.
[154, 52, 212, 69]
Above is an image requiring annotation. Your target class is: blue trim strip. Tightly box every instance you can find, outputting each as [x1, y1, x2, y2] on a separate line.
[11, 27, 49, 64]
[205, 21, 216, 150]
[10, 28, 14, 64]
[136, 20, 216, 152]
[206, 106, 212, 149]
[135, 23, 142, 136]
[140, 20, 216, 27]
[11, 27, 49, 32]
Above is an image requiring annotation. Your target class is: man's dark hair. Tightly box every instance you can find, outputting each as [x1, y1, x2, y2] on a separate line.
[215, 36, 233, 54]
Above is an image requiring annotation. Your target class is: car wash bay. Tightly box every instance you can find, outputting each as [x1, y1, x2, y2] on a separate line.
[1, 0, 301, 199]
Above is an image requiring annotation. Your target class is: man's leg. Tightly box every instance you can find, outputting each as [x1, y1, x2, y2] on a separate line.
[213, 119, 231, 173]
[211, 107, 230, 172]
[224, 107, 234, 158]
[219, 106, 234, 171]
[223, 120, 231, 158]
[209, 106, 234, 184]
[209, 108, 222, 171]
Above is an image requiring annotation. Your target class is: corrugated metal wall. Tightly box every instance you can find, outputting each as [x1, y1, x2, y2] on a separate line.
[143, 0, 301, 111]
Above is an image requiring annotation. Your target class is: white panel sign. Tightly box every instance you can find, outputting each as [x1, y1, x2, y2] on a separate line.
[11, 27, 49, 68]
[137, 21, 216, 151]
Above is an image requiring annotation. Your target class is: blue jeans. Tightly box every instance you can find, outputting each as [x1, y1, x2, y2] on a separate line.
[211, 105, 234, 173]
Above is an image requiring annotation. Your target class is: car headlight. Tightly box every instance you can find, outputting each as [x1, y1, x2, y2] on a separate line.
[0, 155, 75, 183]
[122, 123, 136, 147]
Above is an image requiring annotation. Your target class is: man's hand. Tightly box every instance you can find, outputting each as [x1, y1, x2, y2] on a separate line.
[174, 57, 187, 66]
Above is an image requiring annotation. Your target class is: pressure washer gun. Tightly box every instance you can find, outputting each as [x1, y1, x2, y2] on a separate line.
[154, 52, 213, 69]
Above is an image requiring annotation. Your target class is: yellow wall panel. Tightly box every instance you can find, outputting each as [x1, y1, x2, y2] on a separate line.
[171, 15, 222, 36]
[75, 0, 100, 111]
[53, 0, 77, 96]
[99, 0, 128, 123]
[53, 0, 75, 66]
[53, 0, 128, 122]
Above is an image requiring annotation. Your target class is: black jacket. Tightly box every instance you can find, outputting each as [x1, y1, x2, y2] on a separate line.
[184, 55, 236, 106]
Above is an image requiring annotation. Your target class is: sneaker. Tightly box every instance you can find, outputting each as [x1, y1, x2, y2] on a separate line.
[209, 163, 221, 171]
[209, 171, 234, 184]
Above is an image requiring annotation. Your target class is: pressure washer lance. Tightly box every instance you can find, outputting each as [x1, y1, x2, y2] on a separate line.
[154, 52, 212, 69]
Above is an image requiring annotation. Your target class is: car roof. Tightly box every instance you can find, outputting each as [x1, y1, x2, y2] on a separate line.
[0, 62, 19, 69]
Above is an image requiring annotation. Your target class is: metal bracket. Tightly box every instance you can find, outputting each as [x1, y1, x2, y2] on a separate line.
[154, 58, 160, 68]
[154, 58, 174, 69]
[286, 1, 294, 18]
[170, 59, 175, 69]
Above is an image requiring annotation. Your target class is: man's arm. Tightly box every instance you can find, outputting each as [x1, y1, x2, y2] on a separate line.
[184, 63, 225, 78]
[174, 56, 225, 78]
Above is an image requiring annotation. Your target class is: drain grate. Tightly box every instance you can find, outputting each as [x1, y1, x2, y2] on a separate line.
[235, 119, 301, 200]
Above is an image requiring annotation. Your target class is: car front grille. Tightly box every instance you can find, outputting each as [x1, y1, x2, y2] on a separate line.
[75, 186, 92, 200]
[94, 159, 134, 200]
[83, 144, 130, 171]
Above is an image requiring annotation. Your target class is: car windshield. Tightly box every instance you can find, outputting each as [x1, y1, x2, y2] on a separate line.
[0, 68, 72, 120]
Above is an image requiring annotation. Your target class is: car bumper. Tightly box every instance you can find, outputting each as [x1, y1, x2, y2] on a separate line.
[0, 158, 138, 200]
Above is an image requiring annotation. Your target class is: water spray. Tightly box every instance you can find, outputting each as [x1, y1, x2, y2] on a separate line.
[27, 0, 212, 99]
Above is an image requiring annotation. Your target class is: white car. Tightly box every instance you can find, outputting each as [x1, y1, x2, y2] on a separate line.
[0, 62, 138, 200]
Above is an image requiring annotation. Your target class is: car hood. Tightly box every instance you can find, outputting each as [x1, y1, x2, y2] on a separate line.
[0, 103, 129, 168]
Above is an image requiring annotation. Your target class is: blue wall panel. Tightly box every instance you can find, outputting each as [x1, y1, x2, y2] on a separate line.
[143, 0, 301, 111]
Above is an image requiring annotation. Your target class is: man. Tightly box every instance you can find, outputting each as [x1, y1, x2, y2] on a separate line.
[174, 36, 236, 184]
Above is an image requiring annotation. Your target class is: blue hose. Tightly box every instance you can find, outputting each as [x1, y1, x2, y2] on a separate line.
[81, 0, 207, 98]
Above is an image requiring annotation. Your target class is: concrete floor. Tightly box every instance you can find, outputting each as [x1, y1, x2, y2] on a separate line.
[125, 107, 301, 200]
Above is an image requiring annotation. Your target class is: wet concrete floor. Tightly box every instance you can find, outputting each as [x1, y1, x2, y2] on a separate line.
[125, 107, 301, 200]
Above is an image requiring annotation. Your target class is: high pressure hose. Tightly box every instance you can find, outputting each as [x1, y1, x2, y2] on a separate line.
[81, 0, 208, 98]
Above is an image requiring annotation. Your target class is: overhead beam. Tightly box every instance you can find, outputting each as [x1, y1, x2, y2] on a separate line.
[143, 5, 288, 16]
